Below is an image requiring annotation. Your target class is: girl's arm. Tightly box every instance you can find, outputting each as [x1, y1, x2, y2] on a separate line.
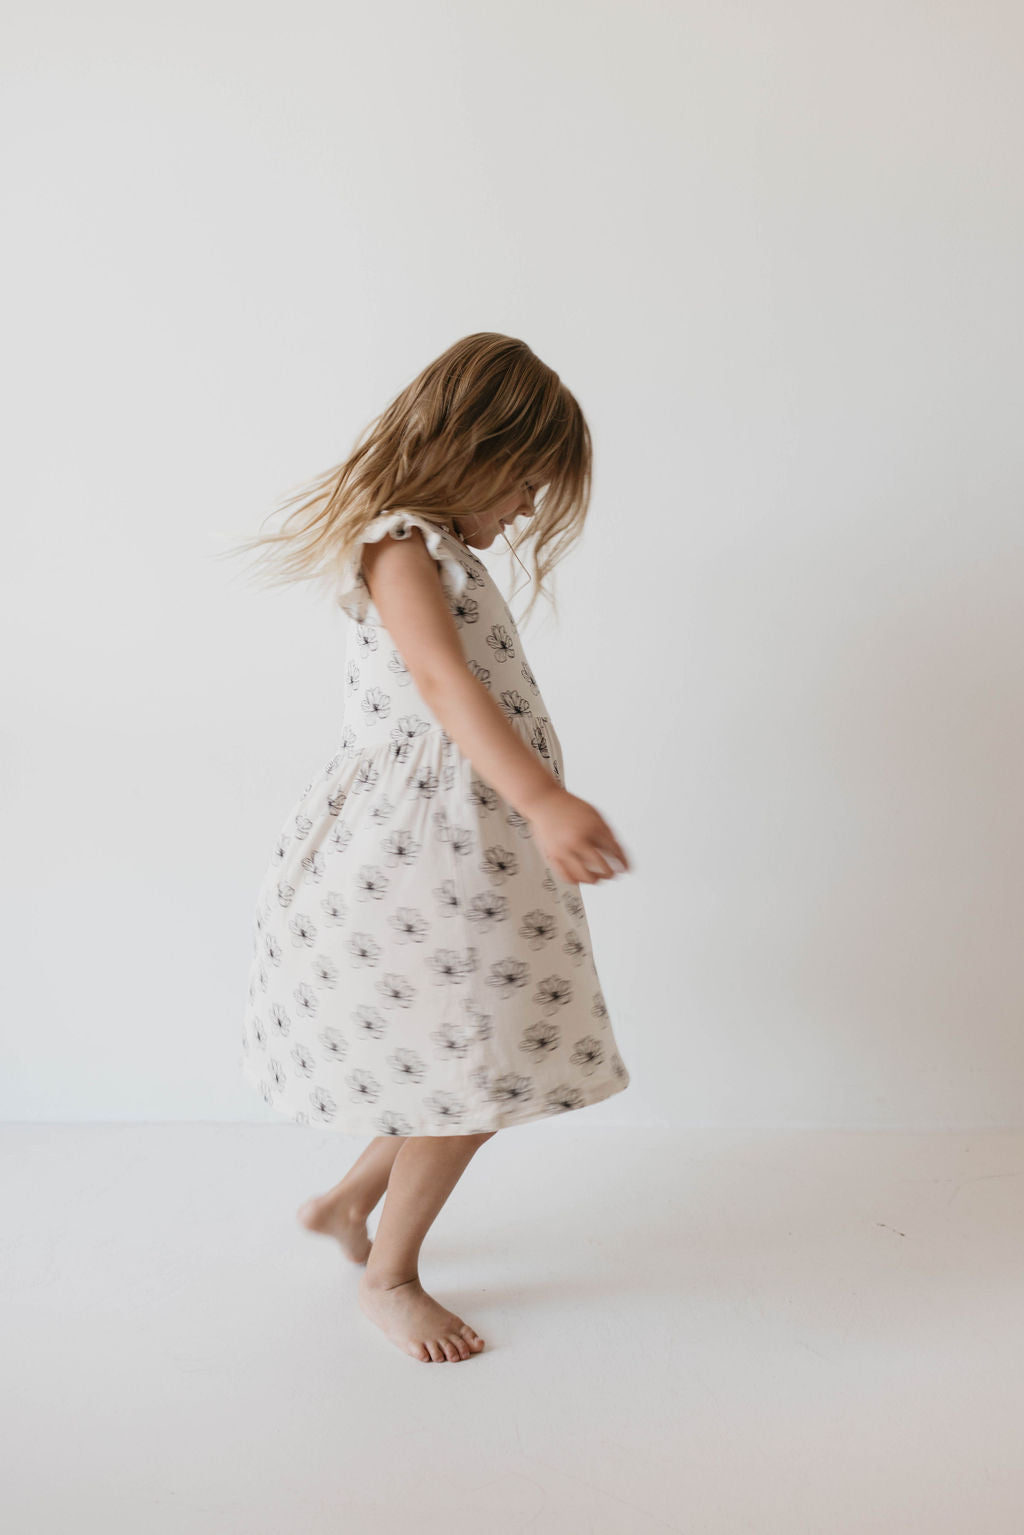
[362, 527, 559, 816]
[361, 528, 629, 886]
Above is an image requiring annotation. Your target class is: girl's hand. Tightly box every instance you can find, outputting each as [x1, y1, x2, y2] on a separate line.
[525, 785, 632, 887]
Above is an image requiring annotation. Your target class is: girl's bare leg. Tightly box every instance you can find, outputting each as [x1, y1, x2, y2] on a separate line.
[296, 1135, 405, 1264]
[358, 1131, 496, 1362]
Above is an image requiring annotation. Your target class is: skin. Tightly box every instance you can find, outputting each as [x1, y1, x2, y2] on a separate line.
[297, 474, 632, 1362]
[440, 474, 542, 551]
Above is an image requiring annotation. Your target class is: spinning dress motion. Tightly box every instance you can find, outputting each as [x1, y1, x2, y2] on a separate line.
[239, 509, 631, 1136]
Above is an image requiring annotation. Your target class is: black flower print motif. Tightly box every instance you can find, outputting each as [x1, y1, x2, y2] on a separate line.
[352, 1006, 388, 1040]
[389, 906, 430, 943]
[427, 946, 476, 986]
[310, 954, 339, 987]
[519, 909, 557, 948]
[294, 982, 319, 1020]
[469, 777, 500, 813]
[290, 912, 317, 948]
[362, 686, 392, 722]
[463, 999, 494, 1042]
[300, 848, 326, 882]
[545, 1084, 585, 1113]
[376, 973, 416, 1009]
[353, 624, 377, 659]
[520, 1019, 561, 1055]
[380, 828, 423, 867]
[408, 763, 442, 799]
[433, 877, 461, 917]
[431, 1022, 473, 1059]
[376, 1110, 414, 1136]
[368, 796, 397, 826]
[320, 890, 349, 924]
[500, 689, 533, 722]
[319, 1027, 349, 1061]
[506, 807, 536, 841]
[347, 931, 382, 966]
[386, 1047, 428, 1083]
[355, 865, 390, 901]
[239, 509, 632, 1135]
[353, 758, 381, 793]
[423, 1091, 468, 1125]
[269, 1003, 291, 1038]
[351, 1003, 387, 1037]
[485, 1073, 534, 1107]
[465, 890, 510, 931]
[386, 648, 411, 683]
[450, 592, 481, 626]
[346, 1069, 381, 1104]
[569, 1036, 605, 1075]
[309, 1086, 337, 1123]
[291, 1042, 316, 1076]
[327, 822, 354, 855]
[562, 930, 586, 964]
[326, 785, 350, 818]
[486, 956, 530, 998]
[534, 974, 574, 1014]
[487, 624, 516, 662]
[293, 812, 313, 842]
[481, 845, 519, 883]
[530, 720, 552, 763]
[434, 810, 475, 858]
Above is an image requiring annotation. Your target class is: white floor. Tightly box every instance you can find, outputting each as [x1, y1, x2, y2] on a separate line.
[4, 1122, 1023, 1534]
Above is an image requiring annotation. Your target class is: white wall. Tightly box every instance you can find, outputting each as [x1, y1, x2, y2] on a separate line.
[2, 1, 1021, 1129]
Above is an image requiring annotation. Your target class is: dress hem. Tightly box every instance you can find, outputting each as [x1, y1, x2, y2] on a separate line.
[238, 1052, 630, 1137]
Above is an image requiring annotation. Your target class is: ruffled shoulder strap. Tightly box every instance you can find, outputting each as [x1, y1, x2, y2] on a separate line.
[336, 509, 470, 623]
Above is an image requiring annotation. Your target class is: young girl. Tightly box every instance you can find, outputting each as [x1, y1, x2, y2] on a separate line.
[231, 333, 633, 1363]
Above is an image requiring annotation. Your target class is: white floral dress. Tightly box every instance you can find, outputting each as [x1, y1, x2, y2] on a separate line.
[238, 509, 631, 1136]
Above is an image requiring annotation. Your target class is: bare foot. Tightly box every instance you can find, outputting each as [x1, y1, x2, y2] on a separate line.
[358, 1274, 486, 1362]
[296, 1194, 372, 1265]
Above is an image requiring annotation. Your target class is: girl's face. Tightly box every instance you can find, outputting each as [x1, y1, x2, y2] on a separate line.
[453, 474, 546, 550]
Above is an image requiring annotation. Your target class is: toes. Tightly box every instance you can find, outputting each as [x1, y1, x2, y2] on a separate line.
[460, 1323, 484, 1349]
[449, 1333, 471, 1360]
[440, 1338, 460, 1362]
[425, 1339, 446, 1362]
[409, 1341, 430, 1362]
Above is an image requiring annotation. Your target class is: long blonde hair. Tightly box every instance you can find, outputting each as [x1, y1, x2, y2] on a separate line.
[218, 332, 592, 625]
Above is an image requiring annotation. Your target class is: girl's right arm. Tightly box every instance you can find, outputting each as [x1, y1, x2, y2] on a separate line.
[362, 527, 631, 886]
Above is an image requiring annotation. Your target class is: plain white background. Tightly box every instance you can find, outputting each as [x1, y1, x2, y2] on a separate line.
[2, 0, 1022, 1131]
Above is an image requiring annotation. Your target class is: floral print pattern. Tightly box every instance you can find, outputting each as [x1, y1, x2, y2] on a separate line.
[239, 510, 631, 1135]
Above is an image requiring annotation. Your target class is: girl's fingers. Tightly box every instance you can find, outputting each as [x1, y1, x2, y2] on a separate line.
[603, 832, 630, 871]
[584, 847, 617, 880]
[568, 850, 604, 885]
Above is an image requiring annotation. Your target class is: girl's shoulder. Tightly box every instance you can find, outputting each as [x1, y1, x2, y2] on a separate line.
[337, 510, 478, 623]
